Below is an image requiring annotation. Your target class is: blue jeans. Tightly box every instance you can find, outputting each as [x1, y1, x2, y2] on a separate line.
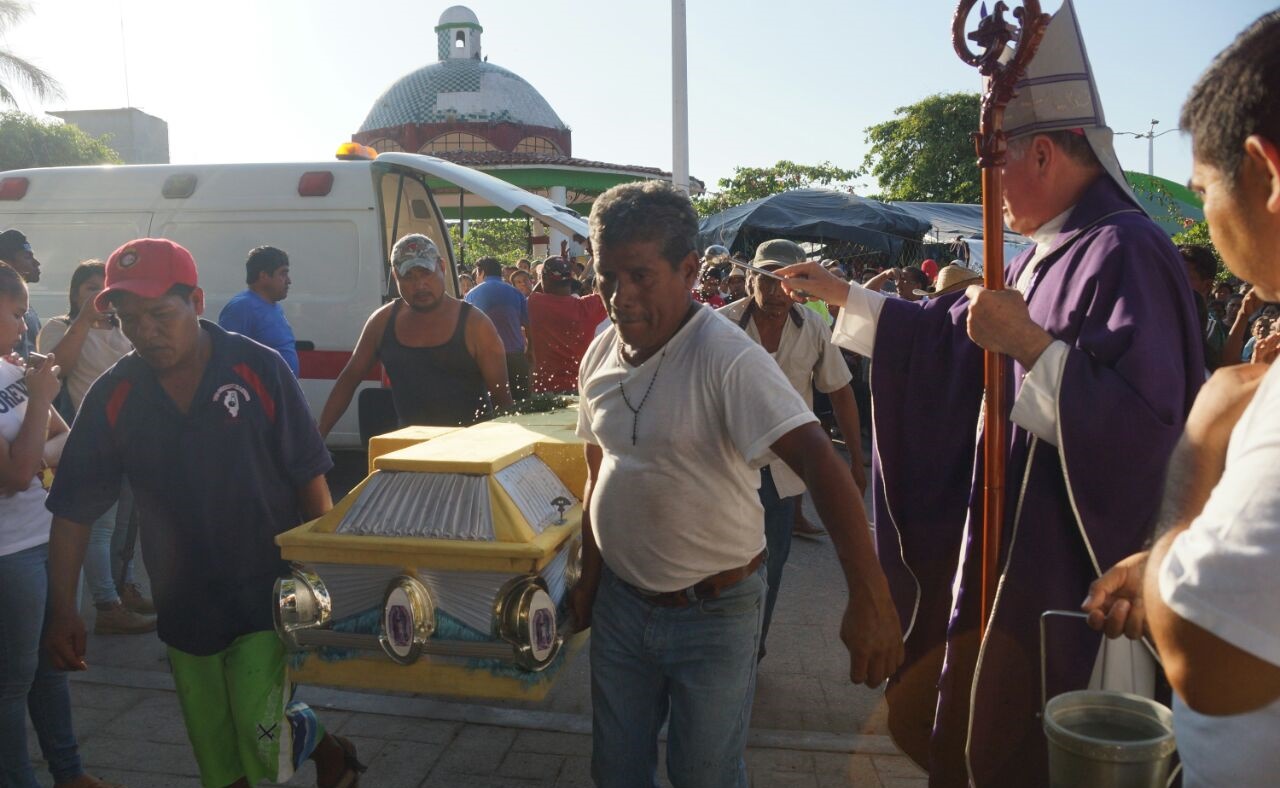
[0, 543, 83, 787]
[590, 564, 765, 788]
[759, 467, 797, 662]
[84, 480, 137, 606]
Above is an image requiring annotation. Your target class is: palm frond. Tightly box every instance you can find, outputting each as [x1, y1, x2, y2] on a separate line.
[0, 1, 29, 33]
[0, 50, 63, 104]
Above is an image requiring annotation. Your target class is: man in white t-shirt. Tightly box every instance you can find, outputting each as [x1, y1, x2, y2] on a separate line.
[1082, 11, 1280, 785]
[717, 239, 866, 662]
[568, 181, 901, 787]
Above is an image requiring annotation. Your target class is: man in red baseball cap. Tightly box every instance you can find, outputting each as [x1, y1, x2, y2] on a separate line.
[44, 238, 364, 788]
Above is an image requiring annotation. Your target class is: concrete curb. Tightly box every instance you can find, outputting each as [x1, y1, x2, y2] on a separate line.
[69, 664, 899, 756]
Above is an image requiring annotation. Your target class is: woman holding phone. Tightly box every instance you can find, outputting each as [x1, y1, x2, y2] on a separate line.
[37, 261, 151, 636]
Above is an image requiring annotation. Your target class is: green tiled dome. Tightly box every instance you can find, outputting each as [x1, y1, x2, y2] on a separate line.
[359, 59, 566, 132]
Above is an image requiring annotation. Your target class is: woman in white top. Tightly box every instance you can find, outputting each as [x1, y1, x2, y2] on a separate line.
[0, 262, 119, 788]
[37, 261, 152, 636]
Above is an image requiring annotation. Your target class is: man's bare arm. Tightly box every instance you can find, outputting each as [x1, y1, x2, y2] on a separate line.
[1141, 365, 1280, 714]
[298, 474, 334, 521]
[45, 517, 92, 670]
[827, 385, 867, 493]
[318, 306, 389, 438]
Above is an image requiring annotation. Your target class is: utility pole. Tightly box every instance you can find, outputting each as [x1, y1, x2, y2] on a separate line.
[671, 0, 690, 194]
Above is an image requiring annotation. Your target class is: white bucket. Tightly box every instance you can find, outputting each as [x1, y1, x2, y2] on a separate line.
[1039, 611, 1178, 788]
[1043, 689, 1176, 788]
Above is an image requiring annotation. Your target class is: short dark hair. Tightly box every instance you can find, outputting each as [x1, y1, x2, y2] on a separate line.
[0, 261, 26, 301]
[475, 256, 502, 278]
[168, 284, 196, 301]
[1179, 244, 1218, 284]
[68, 259, 105, 318]
[0, 229, 29, 260]
[1008, 129, 1101, 169]
[901, 265, 927, 290]
[245, 246, 288, 285]
[1181, 10, 1280, 186]
[590, 180, 698, 270]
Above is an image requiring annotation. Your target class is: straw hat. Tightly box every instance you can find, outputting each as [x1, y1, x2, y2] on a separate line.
[914, 264, 981, 298]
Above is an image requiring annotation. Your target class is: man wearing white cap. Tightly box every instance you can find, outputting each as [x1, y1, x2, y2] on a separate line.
[779, 2, 1203, 785]
[319, 234, 513, 435]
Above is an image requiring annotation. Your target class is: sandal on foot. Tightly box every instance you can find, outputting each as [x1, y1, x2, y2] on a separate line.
[320, 734, 367, 788]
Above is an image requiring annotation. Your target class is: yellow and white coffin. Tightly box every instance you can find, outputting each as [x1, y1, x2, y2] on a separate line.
[273, 408, 586, 701]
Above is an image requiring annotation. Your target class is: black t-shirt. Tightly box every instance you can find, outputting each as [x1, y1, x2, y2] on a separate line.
[47, 320, 333, 655]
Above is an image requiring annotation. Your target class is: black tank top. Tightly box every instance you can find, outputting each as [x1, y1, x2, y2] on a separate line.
[378, 300, 491, 427]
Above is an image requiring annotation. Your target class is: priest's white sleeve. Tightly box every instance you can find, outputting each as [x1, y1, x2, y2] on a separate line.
[830, 285, 887, 357]
[1009, 339, 1069, 446]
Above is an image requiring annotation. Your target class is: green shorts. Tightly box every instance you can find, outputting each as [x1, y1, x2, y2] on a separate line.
[168, 631, 323, 787]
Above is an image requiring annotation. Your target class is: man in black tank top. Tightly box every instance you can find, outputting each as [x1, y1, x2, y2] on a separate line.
[318, 235, 513, 437]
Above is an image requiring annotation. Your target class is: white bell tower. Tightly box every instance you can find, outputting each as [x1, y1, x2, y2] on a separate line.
[436, 6, 483, 61]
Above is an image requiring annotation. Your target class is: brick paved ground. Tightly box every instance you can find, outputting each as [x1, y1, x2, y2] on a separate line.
[26, 448, 928, 786]
[32, 682, 926, 787]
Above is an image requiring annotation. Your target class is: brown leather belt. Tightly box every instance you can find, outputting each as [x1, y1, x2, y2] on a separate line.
[629, 551, 766, 608]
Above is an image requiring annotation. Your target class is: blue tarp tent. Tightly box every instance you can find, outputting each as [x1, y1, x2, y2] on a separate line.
[888, 201, 1031, 246]
[697, 189, 932, 261]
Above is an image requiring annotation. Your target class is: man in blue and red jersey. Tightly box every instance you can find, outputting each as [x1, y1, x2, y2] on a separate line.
[41, 238, 364, 788]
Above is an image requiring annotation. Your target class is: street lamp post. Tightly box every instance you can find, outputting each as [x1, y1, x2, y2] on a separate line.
[1121, 119, 1183, 177]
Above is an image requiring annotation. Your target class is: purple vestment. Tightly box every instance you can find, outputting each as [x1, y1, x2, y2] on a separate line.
[870, 176, 1203, 786]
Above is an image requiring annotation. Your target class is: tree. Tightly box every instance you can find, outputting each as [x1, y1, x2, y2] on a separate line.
[859, 92, 982, 204]
[1172, 219, 1230, 282]
[0, 112, 121, 170]
[0, 1, 62, 106]
[693, 160, 856, 217]
[448, 217, 532, 267]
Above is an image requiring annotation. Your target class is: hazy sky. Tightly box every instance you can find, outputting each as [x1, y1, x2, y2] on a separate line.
[7, 0, 1273, 192]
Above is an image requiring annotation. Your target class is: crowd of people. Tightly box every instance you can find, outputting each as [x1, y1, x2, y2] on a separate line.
[2, 6, 1280, 788]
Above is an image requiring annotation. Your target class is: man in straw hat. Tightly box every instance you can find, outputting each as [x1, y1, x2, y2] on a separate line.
[1083, 10, 1280, 785]
[912, 263, 981, 300]
[778, 2, 1203, 785]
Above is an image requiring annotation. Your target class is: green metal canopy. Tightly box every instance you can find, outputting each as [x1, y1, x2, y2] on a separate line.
[1124, 171, 1204, 237]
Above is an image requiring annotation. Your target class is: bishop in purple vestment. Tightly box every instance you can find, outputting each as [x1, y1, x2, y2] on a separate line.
[778, 4, 1203, 784]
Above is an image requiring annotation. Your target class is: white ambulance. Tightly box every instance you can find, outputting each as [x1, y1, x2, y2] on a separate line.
[0, 147, 589, 448]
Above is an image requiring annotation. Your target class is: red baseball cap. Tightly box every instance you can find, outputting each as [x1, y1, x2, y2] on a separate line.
[96, 239, 198, 311]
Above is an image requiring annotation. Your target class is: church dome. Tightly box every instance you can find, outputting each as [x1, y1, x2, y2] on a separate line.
[358, 60, 566, 132]
[358, 6, 566, 134]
